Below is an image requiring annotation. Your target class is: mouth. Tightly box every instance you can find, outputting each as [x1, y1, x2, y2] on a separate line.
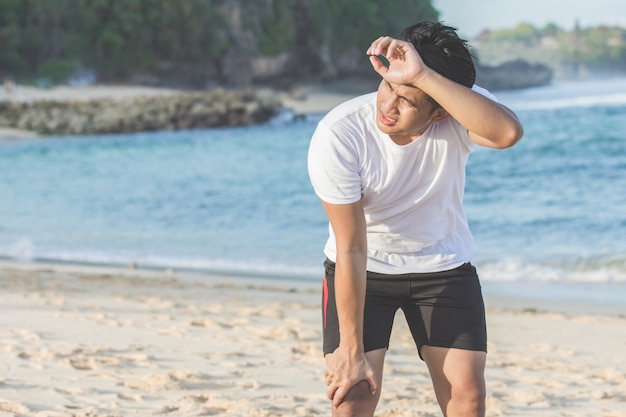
[379, 111, 396, 126]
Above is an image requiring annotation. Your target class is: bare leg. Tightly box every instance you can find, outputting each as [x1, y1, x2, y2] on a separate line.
[421, 346, 486, 417]
[328, 348, 386, 417]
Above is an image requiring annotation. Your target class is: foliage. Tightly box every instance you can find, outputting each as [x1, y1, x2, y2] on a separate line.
[315, 0, 438, 54]
[0, 0, 438, 86]
[253, 0, 296, 56]
[38, 59, 77, 84]
[474, 22, 626, 76]
[489, 23, 541, 44]
[576, 26, 626, 69]
[0, 0, 230, 82]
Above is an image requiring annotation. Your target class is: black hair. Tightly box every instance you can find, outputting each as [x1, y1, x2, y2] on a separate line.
[402, 21, 476, 88]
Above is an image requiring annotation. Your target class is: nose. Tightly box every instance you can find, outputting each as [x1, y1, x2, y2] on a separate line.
[380, 93, 400, 115]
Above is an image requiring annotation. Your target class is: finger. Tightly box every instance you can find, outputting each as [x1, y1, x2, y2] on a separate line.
[366, 36, 385, 55]
[368, 45, 388, 59]
[332, 385, 349, 407]
[368, 36, 393, 56]
[366, 373, 378, 395]
[327, 383, 339, 401]
[384, 39, 407, 60]
[369, 55, 388, 76]
[369, 37, 393, 57]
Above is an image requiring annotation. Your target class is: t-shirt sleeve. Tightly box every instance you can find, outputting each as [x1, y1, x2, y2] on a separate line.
[307, 122, 362, 205]
[443, 116, 476, 152]
[471, 84, 499, 102]
[450, 84, 499, 151]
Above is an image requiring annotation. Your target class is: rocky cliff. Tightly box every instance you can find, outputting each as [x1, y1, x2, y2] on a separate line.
[475, 60, 553, 91]
[0, 89, 280, 135]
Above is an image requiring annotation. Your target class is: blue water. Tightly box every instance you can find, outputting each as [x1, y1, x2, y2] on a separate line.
[1, 79, 626, 298]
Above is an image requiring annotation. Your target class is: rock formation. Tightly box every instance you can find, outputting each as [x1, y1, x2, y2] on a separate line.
[0, 89, 280, 135]
[475, 60, 553, 91]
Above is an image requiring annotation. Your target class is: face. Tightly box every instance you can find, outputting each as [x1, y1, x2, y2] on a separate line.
[375, 80, 447, 145]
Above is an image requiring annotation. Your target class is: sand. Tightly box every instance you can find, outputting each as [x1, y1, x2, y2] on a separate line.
[0, 261, 624, 417]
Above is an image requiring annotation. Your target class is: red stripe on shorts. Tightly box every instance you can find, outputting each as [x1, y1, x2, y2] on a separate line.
[322, 275, 328, 329]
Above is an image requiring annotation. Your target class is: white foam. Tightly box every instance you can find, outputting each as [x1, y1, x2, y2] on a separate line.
[497, 78, 626, 111]
[8, 239, 35, 261]
[5, 245, 625, 284]
[2, 246, 322, 281]
[509, 92, 626, 111]
[478, 259, 626, 283]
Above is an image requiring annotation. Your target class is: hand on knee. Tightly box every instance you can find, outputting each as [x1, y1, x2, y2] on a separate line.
[332, 380, 378, 417]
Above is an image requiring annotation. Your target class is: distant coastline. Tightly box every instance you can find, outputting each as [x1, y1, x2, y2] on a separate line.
[0, 57, 552, 138]
[475, 59, 553, 91]
[0, 79, 379, 137]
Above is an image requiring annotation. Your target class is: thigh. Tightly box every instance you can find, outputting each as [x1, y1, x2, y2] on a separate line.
[421, 346, 486, 389]
[322, 260, 404, 355]
[362, 277, 408, 352]
[403, 263, 487, 354]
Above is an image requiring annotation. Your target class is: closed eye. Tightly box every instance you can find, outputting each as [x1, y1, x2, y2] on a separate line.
[399, 96, 416, 107]
[385, 81, 417, 108]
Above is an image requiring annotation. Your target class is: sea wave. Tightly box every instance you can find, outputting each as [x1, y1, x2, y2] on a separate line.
[477, 257, 626, 283]
[509, 92, 626, 111]
[496, 78, 626, 111]
[2, 240, 625, 284]
[0, 240, 323, 281]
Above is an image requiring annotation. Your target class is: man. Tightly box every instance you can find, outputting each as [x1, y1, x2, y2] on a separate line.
[307, 22, 524, 417]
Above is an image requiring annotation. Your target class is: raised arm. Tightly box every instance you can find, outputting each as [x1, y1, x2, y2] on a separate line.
[321, 199, 377, 407]
[367, 36, 524, 149]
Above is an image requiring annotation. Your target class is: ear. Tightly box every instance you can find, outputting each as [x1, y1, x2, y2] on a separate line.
[432, 107, 450, 123]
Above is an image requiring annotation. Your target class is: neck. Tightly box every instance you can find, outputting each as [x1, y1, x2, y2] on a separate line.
[389, 126, 430, 146]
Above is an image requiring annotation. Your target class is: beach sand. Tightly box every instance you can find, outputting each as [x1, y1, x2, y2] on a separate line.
[0, 261, 624, 417]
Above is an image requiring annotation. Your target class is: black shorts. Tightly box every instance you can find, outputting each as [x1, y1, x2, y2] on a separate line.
[322, 259, 487, 357]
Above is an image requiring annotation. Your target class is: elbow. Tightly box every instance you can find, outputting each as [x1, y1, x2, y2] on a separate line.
[490, 104, 524, 149]
[495, 121, 524, 149]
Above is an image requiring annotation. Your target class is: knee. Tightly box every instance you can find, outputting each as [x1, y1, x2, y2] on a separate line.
[449, 383, 486, 417]
[332, 380, 378, 417]
[343, 380, 376, 403]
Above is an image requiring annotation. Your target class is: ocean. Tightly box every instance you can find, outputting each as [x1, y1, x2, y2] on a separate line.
[1, 78, 625, 307]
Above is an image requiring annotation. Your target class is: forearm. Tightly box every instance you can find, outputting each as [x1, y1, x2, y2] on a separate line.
[334, 249, 368, 353]
[321, 200, 368, 354]
[324, 231, 378, 404]
[414, 69, 523, 148]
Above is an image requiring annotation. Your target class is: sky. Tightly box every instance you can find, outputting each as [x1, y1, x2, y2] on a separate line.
[433, 0, 626, 37]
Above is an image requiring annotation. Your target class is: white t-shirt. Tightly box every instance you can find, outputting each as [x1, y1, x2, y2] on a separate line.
[308, 90, 485, 274]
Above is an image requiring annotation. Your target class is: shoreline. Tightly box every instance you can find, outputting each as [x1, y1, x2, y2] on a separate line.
[3, 77, 626, 138]
[0, 82, 370, 138]
[1, 258, 624, 317]
[0, 259, 625, 416]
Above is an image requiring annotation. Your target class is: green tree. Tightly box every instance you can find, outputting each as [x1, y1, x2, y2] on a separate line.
[490, 23, 540, 45]
[0, 0, 440, 85]
[311, 0, 439, 75]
